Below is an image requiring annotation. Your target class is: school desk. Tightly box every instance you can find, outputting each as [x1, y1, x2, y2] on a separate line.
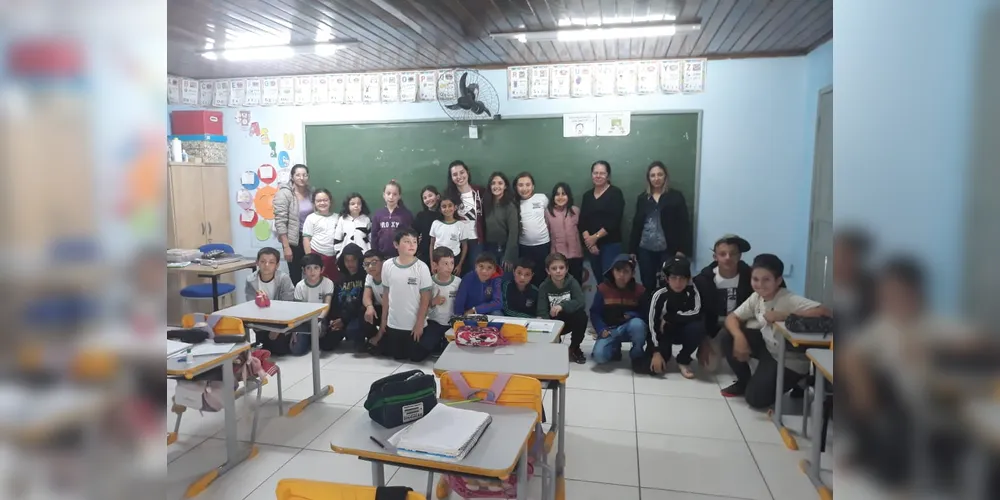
[330, 401, 540, 500]
[168, 259, 257, 311]
[432, 342, 570, 500]
[213, 300, 331, 416]
[167, 341, 260, 498]
[445, 315, 566, 344]
[771, 322, 832, 450]
[801, 349, 833, 500]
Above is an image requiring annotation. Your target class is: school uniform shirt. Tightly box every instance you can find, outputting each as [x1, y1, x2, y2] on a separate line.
[293, 277, 335, 305]
[244, 270, 295, 302]
[428, 275, 461, 325]
[370, 206, 414, 256]
[381, 257, 433, 330]
[365, 274, 385, 305]
[332, 214, 372, 257]
[544, 206, 583, 259]
[731, 288, 821, 373]
[537, 276, 585, 316]
[501, 281, 538, 318]
[519, 193, 550, 246]
[429, 219, 471, 256]
[302, 213, 339, 256]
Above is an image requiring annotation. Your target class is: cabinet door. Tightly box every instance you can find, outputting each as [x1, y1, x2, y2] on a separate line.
[200, 165, 233, 245]
[168, 165, 207, 248]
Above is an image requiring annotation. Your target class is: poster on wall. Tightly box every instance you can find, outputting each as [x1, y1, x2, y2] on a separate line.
[199, 81, 215, 106]
[660, 60, 682, 94]
[508, 66, 528, 99]
[329, 75, 346, 104]
[167, 76, 181, 104]
[244, 79, 261, 106]
[212, 80, 230, 107]
[362, 74, 381, 103]
[181, 78, 199, 105]
[637, 61, 659, 94]
[418, 70, 437, 101]
[563, 113, 597, 137]
[277, 77, 295, 105]
[529, 66, 550, 99]
[399, 72, 417, 102]
[312, 75, 329, 104]
[593, 63, 615, 96]
[229, 80, 246, 107]
[682, 59, 705, 93]
[261, 78, 279, 106]
[596, 111, 631, 136]
[345, 74, 362, 104]
[294, 76, 312, 105]
[570, 65, 593, 97]
[549, 65, 571, 98]
[437, 69, 456, 101]
[615, 62, 638, 95]
[381, 73, 400, 103]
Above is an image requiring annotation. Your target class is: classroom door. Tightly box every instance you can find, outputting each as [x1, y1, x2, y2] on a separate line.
[806, 88, 833, 303]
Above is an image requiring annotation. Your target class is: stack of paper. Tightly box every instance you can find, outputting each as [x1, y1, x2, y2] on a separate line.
[388, 404, 491, 462]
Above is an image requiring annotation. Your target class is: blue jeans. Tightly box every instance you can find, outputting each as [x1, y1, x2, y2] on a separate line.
[587, 242, 622, 281]
[288, 332, 312, 356]
[637, 247, 670, 290]
[592, 317, 648, 364]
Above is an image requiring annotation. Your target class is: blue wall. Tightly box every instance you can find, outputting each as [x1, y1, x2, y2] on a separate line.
[169, 54, 825, 291]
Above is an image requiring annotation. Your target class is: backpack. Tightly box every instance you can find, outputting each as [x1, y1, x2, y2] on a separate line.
[785, 314, 834, 335]
[454, 324, 506, 347]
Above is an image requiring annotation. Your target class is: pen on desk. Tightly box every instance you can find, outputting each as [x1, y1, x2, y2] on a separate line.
[369, 436, 386, 449]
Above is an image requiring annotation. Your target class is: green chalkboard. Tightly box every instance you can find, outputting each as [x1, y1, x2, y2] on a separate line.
[304, 113, 700, 249]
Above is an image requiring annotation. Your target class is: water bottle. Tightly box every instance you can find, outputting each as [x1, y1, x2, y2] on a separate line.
[171, 137, 183, 162]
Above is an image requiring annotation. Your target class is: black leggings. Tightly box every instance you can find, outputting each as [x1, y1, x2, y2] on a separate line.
[287, 232, 306, 285]
[556, 308, 589, 349]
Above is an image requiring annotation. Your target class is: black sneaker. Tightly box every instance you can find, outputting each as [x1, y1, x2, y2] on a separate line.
[720, 381, 747, 398]
[569, 347, 586, 364]
[610, 350, 623, 362]
[789, 386, 804, 399]
[632, 358, 652, 375]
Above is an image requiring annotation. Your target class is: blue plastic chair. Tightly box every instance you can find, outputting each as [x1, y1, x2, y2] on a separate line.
[179, 243, 237, 308]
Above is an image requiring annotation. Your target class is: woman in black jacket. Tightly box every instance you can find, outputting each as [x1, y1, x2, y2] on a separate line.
[579, 160, 626, 280]
[629, 161, 693, 290]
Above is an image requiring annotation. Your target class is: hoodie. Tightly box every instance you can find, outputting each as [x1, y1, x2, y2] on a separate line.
[453, 268, 503, 315]
[272, 181, 311, 246]
[590, 254, 646, 333]
[647, 281, 703, 356]
[244, 269, 295, 302]
[370, 205, 414, 257]
[330, 243, 366, 324]
[693, 261, 753, 337]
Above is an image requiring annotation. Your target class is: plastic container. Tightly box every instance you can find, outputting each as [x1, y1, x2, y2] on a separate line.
[171, 110, 224, 135]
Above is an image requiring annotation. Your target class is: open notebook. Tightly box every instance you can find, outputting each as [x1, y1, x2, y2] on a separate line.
[388, 404, 492, 462]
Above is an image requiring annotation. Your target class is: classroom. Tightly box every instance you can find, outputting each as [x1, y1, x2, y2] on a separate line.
[166, 1, 839, 499]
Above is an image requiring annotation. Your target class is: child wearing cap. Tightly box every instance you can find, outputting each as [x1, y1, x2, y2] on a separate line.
[589, 255, 647, 368]
[645, 256, 706, 378]
[720, 253, 832, 407]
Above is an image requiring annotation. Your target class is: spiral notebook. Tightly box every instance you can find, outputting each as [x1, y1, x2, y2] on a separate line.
[388, 404, 492, 462]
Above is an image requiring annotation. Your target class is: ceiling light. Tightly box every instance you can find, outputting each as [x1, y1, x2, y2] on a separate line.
[197, 41, 359, 61]
[491, 22, 699, 43]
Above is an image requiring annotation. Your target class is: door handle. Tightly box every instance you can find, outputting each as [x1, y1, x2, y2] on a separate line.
[208, 222, 212, 234]
[201, 222, 206, 235]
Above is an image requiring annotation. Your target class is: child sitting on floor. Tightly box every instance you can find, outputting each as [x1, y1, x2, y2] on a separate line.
[502, 258, 539, 318]
[538, 252, 588, 364]
[245, 247, 295, 354]
[590, 255, 647, 369]
[454, 252, 503, 316]
[359, 250, 385, 353]
[646, 257, 706, 378]
[372, 228, 438, 362]
[427, 247, 461, 352]
[288, 253, 335, 355]
[325, 243, 367, 351]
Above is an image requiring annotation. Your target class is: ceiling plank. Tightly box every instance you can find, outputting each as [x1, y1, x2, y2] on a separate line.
[487, 0, 545, 63]
[761, 0, 829, 52]
[702, 0, 751, 55]
[503, 0, 566, 63]
[439, 0, 523, 63]
[539, 0, 585, 62]
[690, 0, 735, 57]
[750, 0, 825, 53]
[666, 0, 702, 58]
[714, 0, 768, 54]
[736, 0, 804, 53]
[390, 0, 498, 64]
[729, 0, 793, 53]
[678, 0, 716, 57]
[599, 0, 617, 60]
[471, 0, 537, 64]
[650, 0, 684, 58]
[784, 8, 832, 51]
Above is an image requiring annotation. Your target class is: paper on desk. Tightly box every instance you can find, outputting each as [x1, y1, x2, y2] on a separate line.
[167, 339, 191, 356]
[526, 321, 553, 333]
[499, 318, 528, 326]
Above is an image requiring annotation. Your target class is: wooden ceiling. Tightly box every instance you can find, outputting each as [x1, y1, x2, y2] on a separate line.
[168, 0, 832, 79]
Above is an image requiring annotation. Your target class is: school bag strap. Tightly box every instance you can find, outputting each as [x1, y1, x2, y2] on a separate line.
[445, 372, 512, 404]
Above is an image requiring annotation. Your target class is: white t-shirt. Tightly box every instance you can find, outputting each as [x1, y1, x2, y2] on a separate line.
[458, 191, 479, 241]
[713, 268, 741, 316]
[333, 214, 372, 256]
[428, 275, 462, 325]
[302, 213, 339, 256]
[365, 274, 385, 305]
[381, 257, 433, 330]
[519, 193, 550, 246]
[294, 277, 335, 304]
[732, 288, 821, 373]
[256, 276, 277, 301]
[430, 220, 471, 256]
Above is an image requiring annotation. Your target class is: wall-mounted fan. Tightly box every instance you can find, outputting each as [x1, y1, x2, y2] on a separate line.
[439, 69, 500, 123]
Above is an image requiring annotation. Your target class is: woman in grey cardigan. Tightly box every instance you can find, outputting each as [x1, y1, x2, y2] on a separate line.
[272, 164, 314, 284]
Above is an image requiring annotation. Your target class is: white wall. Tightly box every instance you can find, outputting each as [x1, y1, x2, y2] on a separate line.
[170, 55, 818, 290]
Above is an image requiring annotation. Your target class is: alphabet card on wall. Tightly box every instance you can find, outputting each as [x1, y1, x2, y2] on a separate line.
[508, 66, 528, 99]
[593, 63, 616, 96]
[362, 74, 381, 103]
[615, 62, 638, 95]
[261, 78, 279, 105]
[660, 60, 682, 94]
[549, 65, 571, 98]
[345, 74, 362, 104]
[277, 77, 295, 105]
[294, 76, 312, 105]
[637, 61, 659, 94]
[399, 72, 417, 102]
[437, 70, 456, 101]
[199, 81, 214, 106]
[418, 70, 437, 101]
[212, 80, 230, 107]
[167, 76, 181, 104]
[570, 65, 592, 97]
[229, 79, 246, 106]
[381, 73, 400, 103]
[329, 75, 346, 104]
[682, 59, 705, 93]
[245, 79, 261, 105]
[312, 75, 329, 104]
[529, 66, 550, 99]
[596, 111, 631, 137]
[181, 78, 199, 105]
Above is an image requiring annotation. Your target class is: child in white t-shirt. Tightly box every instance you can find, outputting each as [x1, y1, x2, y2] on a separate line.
[302, 189, 340, 281]
[372, 228, 437, 362]
[358, 250, 385, 353]
[514, 172, 550, 287]
[333, 192, 372, 257]
[288, 254, 335, 356]
[426, 247, 461, 354]
[429, 195, 470, 275]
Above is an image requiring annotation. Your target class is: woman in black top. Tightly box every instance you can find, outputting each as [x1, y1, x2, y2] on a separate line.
[579, 160, 626, 280]
[414, 185, 443, 268]
[628, 161, 692, 289]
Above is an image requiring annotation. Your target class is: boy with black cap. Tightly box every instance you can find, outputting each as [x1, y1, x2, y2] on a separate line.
[692, 234, 754, 366]
[645, 256, 706, 378]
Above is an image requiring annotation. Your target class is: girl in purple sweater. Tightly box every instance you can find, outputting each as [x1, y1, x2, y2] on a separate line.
[370, 180, 414, 257]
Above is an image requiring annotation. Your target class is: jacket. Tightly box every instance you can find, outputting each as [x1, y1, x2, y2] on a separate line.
[545, 206, 583, 259]
[590, 255, 646, 333]
[501, 280, 539, 318]
[272, 182, 311, 246]
[244, 270, 295, 302]
[453, 270, 503, 315]
[414, 209, 442, 264]
[693, 261, 753, 338]
[331, 243, 366, 323]
[483, 201, 519, 264]
[628, 189, 692, 257]
[647, 281, 703, 356]
[537, 276, 586, 316]
[370, 205, 414, 257]
[333, 214, 372, 257]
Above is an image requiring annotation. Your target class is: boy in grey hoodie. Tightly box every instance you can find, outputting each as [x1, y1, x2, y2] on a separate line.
[245, 247, 295, 354]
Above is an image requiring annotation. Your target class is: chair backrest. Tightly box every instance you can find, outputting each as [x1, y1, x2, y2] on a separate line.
[439, 371, 543, 424]
[182, 313, 245, 336]
[200, 243, 234, 254]
[275, 479, 426, 500]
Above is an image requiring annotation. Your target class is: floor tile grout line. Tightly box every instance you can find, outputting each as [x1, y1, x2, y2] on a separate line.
[240, 446, 306, 500]
[633, 369, 642, 500]
[723, 389, 777, 500]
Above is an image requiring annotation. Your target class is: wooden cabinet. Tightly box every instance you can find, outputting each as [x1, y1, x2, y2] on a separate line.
[167, 162, 232, 248]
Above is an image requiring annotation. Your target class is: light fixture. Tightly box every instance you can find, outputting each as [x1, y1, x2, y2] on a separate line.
[491, 22, 699, 43]
[197, 41, 359, 61]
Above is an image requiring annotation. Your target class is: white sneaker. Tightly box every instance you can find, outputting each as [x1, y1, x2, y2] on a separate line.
[678, 363, 696, 379]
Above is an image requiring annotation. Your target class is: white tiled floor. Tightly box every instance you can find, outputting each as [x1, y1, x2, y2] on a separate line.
[166, 339, 835, 499]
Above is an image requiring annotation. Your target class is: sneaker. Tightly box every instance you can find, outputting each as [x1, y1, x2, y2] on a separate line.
[632, 358, 652, 375]
[789, 385, 805, 399]
[678, 363, 696, 379]
[720, 381, 747, 398]
[610, 350, 623, 362]
[569, 347, 586, 364]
